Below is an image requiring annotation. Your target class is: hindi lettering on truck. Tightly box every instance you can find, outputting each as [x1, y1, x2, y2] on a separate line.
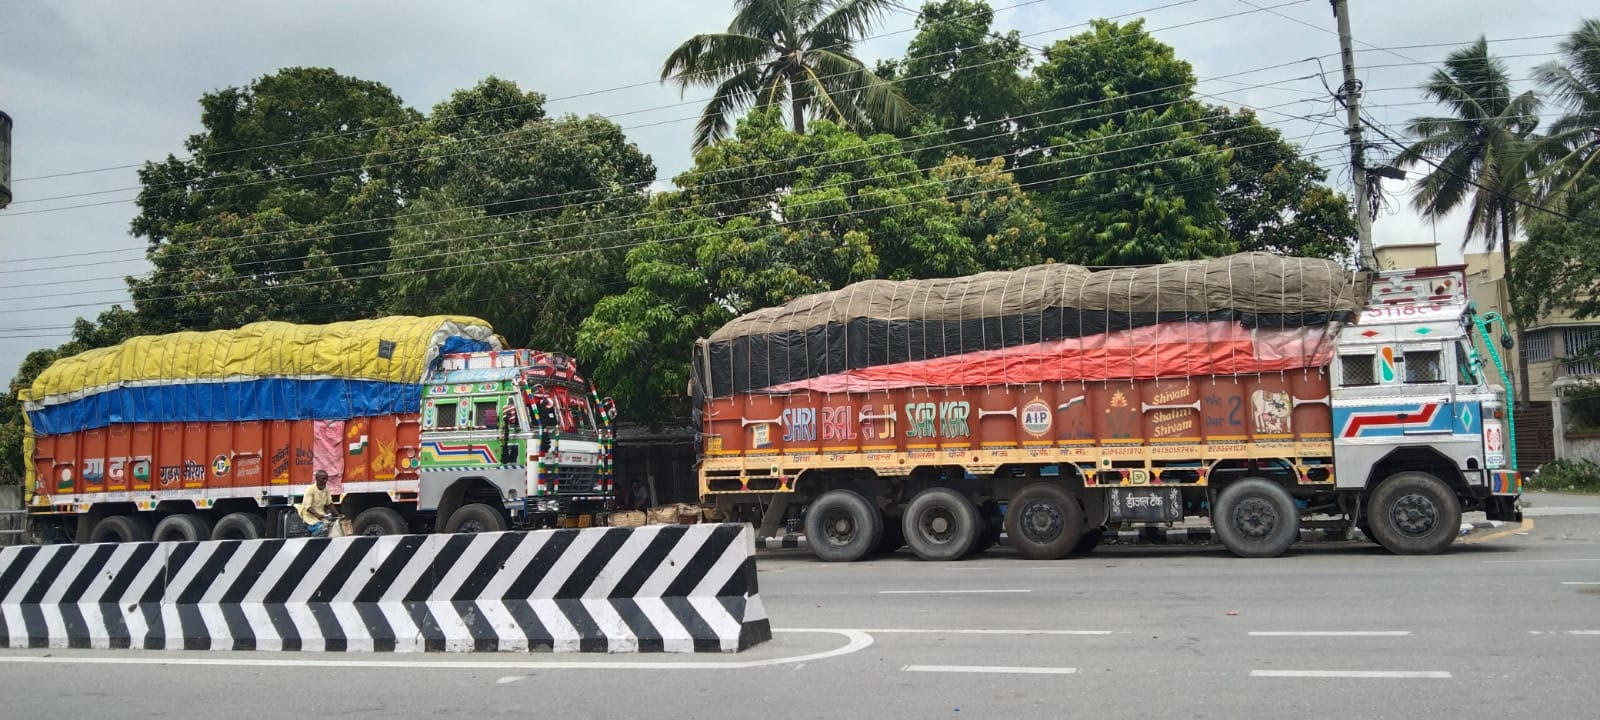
[692, 253, 1522, 561]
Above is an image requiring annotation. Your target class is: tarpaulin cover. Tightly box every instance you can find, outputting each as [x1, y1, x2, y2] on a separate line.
[694, 253, 1364, 398]
[20, 315, 500, 436]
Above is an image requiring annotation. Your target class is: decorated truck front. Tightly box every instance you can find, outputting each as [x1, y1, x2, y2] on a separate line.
[692, 254, 1520, 562]
[20, 316, 614, 543]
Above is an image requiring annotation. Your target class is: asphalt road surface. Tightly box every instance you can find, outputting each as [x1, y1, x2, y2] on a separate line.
[3, 493, 1597, 720]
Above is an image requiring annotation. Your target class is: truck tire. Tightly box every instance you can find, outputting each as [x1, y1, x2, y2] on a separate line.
[1072, 528, 1104, 555]
[1213, 478, 1300, 558]
[153, 514, 213, 542]
[1003, 483, 1084, 560]
[352, 507, 409, 536]
[212, 512, 267, 540]
[89, 515, 152, 544]
[444, 503, 508, 534]
[875, 515, 905, 555]
[966, 500, 1004, 555]
[805, 490, 882, 562]
[902, 488, 981, 561]
[1366, 472, 1462, 555]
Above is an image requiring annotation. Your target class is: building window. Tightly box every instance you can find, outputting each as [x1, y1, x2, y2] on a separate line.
[1341, 354, 1376, 386]
[1565, 327, 1600, 377]
[1523, 329, 1553, 363]
[1404, 350, 1443, 383]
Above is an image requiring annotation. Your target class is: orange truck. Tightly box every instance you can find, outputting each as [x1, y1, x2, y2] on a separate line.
[693, 254, 1522, 561]
[20, 316, 615, 543]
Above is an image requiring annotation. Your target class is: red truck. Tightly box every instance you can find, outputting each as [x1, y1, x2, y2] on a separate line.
[693, 254, 1522, 561]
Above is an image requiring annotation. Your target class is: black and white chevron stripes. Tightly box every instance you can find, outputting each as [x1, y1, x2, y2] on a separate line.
[0, 523, 770, 653]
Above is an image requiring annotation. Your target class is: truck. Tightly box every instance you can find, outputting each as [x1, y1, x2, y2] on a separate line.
[20, 315, 616, 543]
[692, 253, 1524, 561]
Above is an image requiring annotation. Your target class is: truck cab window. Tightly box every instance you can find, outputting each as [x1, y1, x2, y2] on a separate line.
[476, 400, 499, 429]
[435, 403, 458, 429]
[1404, 350, 1443, 383]
[1340, 354, 1376, 386]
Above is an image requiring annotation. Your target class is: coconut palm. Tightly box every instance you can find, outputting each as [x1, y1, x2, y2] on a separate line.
[1533, 18, 1600, 196]
[1394, 37, 1541, 398]
[661, 0, 912, 151]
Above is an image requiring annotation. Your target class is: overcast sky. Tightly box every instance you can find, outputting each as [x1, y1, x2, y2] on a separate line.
[0, 0, 1590, 383]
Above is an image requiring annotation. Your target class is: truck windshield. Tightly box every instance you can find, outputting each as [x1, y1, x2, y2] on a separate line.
[524, 381, 598, 433]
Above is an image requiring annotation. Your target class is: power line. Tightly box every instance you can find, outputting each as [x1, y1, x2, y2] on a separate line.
[5, 124, 1349, 316]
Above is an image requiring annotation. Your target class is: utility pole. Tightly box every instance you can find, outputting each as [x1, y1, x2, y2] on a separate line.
[1331, 0, 1375, 270]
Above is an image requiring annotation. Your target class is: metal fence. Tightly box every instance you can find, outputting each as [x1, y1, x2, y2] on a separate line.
[0, 484, 23, 546]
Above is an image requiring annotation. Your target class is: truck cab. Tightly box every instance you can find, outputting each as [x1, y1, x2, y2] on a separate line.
[413, 349, 614, 531]
[1331, 265, 1521, 549]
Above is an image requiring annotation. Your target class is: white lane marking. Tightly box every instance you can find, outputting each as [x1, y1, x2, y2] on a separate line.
[1252, 670, 1451, 679]
[1530, 630, 1600, 635]
[860, 628, 1111, 635]
[1561, 582, 1600, 585]
[495, 676, 525, 684]
[878, 589, 1031, 595]
[1249, 631, 1411, 637]
[0, 629, 871, 671]
[1484, 558, 1600, 564]
[904, 664, 1077, 675]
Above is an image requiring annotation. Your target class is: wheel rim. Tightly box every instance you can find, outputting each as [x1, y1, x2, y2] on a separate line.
[918, 505, 960, 545]
[457, 519, 486, 534]
[1390, 493, 1440, 536]
[1018, 499, 1064, 545]
[821, 508, 857, 546]
[360, 524, 388, 536]
[1233, 497, 1278, 539]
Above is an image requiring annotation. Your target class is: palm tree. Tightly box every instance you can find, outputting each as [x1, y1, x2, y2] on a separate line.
[661, 0, 912, 151]
[1394, 37, 1541, 399]
[1533, 19, 1600, 196]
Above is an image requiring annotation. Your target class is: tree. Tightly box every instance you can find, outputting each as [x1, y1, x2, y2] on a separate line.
[577, 112, 1049, 423]
[382, 79, 657, 352]
[1509, 177, 1600, 324]
[1395, 38, 1541, 398]
[879, 0, 1031, 166]
[661, 0, 911, 150]
[1533, 18, 1600, 196]
[129, 67, 419, 331]
[1206, 108, 1357, 261]
[1023, 21, 1233, 265]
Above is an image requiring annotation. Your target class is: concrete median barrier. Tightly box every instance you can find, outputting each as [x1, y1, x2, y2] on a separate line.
[0, 523, 770, 653]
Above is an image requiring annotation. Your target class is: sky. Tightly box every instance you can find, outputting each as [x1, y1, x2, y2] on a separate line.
[0, 0, 1591, 383]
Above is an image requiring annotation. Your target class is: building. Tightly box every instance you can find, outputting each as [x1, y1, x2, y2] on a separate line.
[1376, 240, 1600, 468]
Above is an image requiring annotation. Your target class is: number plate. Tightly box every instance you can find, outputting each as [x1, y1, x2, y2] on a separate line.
[1107, 487, 1184, 523]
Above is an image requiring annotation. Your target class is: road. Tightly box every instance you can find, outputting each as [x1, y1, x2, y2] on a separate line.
[2, 494, 1597, 720]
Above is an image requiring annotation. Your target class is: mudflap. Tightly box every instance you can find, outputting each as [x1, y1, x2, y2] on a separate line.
[1484, 495, 1523, 523]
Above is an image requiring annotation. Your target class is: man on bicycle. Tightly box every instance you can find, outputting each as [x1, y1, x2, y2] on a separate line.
[297, 470, 335, 537]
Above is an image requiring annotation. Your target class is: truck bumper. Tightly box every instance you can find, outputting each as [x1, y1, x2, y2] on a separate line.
[1484, 493, 1522, 523]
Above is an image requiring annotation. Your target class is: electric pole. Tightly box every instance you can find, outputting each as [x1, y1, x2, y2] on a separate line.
[1331, 0, 1375, 270]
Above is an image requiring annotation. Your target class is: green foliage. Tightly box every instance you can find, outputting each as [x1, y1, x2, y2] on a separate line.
[578, 112, 1049, 422]
[1510, 178, 1600, 324]
[661, 0, 911, 150]
[1527, 458, 1600, 493]
[1532, 19, 1600, 195]
[383, 78, 656, 352]
[1206, 108, 1357, 262]
[129, 67, 419, 331]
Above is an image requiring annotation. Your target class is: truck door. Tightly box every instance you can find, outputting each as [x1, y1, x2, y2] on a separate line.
[1332, 341, 1460, 487]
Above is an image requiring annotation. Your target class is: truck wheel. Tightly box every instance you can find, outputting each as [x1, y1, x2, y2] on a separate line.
[1072, 528, 1104, 555]
[89, 515, 153, 544]
[444, 503, 508, 534]
[902, 488, 981, 561]
[153, 514, 213, 542]
[1213, 478, 1300, 558]
[1366, 472, 1462, 555]
[874, 515, 905, 555]
[352, 507, 409, 536]
[1002, 483, 1084, 560]
[804, 490, 881, 562]
[212, 512, 267, 540]
[966, 501, 1004, 555]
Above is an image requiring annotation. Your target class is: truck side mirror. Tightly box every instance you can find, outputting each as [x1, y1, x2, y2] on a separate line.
[1501, 333, 1515, 350]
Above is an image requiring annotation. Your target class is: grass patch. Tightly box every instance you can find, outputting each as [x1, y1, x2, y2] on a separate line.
[1526, 458, 1600, 494]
